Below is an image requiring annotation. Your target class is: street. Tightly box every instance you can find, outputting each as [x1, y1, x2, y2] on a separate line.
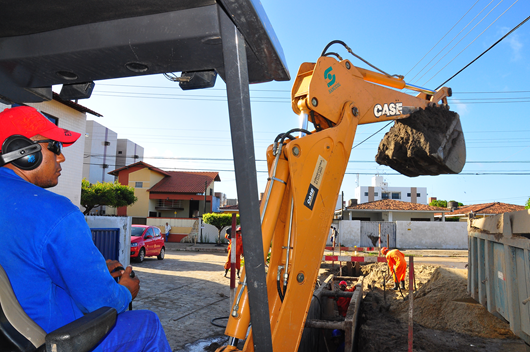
[131, 251, 231, 351]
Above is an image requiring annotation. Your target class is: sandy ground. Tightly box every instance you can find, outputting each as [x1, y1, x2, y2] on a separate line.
[353, 262, 527, 351]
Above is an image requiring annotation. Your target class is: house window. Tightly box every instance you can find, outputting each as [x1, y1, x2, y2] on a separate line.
[382, 193, 389, 199]
[374, 192, 378, 196]
[411, 218, 431, 222]
[157, 199, 183, 208]
[392, 192, 401, 200]
[407, 193, 411, 197]
[417, 193, 421, 197]
[135, 182, 143, 188]
[118, 151, 123, 154]
[42, 112, 58, 125]
[364, 192, 368, 197]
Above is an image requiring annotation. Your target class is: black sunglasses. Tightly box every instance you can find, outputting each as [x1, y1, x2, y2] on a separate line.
[35, 140, 63, 155]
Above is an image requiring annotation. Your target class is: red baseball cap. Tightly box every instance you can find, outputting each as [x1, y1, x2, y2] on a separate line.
[0, 106, 81, 151]
[339, 280, 347, 286]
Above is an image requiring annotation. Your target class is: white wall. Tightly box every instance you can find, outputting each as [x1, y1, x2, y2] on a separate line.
[84, 120, 118, 184]
[27, 100, 87, 207]
[337, 220, 361, 247]
[116, 139, 144, 168]
[356, 186, 428, 204]
[396, 221, 468, 249]
[336, 220, 468, 249]
[86, 216, 132, 267]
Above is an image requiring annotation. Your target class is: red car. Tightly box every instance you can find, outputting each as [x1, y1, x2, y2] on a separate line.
[130, 225, 165, 263]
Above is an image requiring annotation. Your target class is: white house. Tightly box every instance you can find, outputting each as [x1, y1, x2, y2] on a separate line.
[354, 175, 427, 204]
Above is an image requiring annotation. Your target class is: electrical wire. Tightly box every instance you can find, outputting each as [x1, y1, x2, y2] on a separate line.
[415, 0, 509, 84]
[351, 122, 393, 150]
[436, 14, 530, 89]
[425, 0, 521, 85]
[408, 0, 497, 83]
[405, 0, 481, 78]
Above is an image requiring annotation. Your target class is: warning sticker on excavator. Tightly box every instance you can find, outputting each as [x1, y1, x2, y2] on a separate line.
[304, 156, 327, 210]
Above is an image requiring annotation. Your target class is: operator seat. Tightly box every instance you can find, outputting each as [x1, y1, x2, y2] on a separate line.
[0, 264, 117, 352]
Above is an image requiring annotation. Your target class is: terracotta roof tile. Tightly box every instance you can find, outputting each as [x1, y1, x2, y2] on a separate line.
[108, 161, 170, 177]
[444, 202, 525, 216]
[149, 171, 220, 193]
[345, 199, 448, 212]
[219, 204, 239, 210]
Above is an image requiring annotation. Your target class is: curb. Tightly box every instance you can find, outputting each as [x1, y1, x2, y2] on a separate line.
[168, 246, 226, 253]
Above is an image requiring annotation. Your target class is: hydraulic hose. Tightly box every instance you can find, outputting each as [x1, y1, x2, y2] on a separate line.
[211, 316, 229, 328]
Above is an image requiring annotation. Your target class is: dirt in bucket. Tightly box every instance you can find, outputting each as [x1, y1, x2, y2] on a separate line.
[375, 106, 466, 177]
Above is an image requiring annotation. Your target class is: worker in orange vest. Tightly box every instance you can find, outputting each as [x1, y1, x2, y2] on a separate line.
[224, 226, 244, 278]
[381, 247, 407, 290]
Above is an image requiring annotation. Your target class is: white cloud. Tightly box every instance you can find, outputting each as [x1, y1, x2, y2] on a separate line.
[450, 99, 468, 117]
[500, 27, 523, 62]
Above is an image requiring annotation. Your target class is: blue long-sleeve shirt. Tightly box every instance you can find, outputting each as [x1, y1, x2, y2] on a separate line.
[0, 168, 131, 333]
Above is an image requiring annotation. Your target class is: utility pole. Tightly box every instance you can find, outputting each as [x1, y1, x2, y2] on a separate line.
[203, 181, 207, 214]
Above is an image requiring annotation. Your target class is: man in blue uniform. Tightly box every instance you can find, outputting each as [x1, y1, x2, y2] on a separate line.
[0, 106, 171, 351]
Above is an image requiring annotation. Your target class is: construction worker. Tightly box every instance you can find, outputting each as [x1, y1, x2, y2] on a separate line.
[335, 280, 355, 317]
[224, 226, 244, 278]
[381, 247, 407, 290]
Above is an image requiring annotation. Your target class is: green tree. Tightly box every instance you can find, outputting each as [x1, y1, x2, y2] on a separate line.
[81, 179, 137, 215]
[429, 199, 464, 208]
[525, 197, 530, 210]
[202, 213, 240, 244]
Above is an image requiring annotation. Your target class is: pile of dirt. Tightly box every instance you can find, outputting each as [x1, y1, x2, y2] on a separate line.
[393, 267, 514, 339]
[375, 106, 466, 177]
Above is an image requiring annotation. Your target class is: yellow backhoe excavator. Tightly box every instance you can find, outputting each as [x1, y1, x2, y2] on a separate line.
[217, 41, 466, 352]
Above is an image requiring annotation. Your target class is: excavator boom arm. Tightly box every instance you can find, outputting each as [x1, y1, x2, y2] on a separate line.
[217, 55, 464, 352]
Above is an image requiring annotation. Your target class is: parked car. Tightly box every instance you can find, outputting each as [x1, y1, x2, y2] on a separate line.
[130, 225, 165, 263]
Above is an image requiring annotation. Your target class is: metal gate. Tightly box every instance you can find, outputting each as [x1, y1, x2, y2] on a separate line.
[360, 221, 396, 248]
[91, 228, 120, 261]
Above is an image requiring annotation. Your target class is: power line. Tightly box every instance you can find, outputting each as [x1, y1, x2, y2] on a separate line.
[436, 14, 530, 89]
[94, 83, 530, 96]
[405, 0, 481, 78]
[416, 0, 510, 84]
[409, 0, 497, 83]
[81, 162, 530, 176]
[425, 0, 521, 85]
[83, 154, 530, 164]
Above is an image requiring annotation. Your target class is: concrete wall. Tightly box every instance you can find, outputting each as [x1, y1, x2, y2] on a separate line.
[116, 139, 144, 168]
[337, 221, 361, 247]
[86, 216, 132, 267]
[396, 221, 468, 249]
[83, 120, 118, 184]
[355, 185, 427, 204]
[337, 220, 468, 249]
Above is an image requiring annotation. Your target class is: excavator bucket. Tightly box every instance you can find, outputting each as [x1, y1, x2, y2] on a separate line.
[375, 105, 466, 177]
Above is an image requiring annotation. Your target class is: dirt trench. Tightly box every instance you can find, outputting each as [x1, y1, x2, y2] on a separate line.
[355, 263, 526, 352]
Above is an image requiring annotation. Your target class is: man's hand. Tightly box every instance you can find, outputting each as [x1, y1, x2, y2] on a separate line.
[106, 259, 125, 279]
[119, 266, 140, 300]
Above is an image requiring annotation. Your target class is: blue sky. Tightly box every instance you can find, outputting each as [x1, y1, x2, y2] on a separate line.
[71, 0, 530, 206]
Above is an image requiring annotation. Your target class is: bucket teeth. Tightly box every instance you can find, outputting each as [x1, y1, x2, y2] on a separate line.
[375, 106, 466, 177]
